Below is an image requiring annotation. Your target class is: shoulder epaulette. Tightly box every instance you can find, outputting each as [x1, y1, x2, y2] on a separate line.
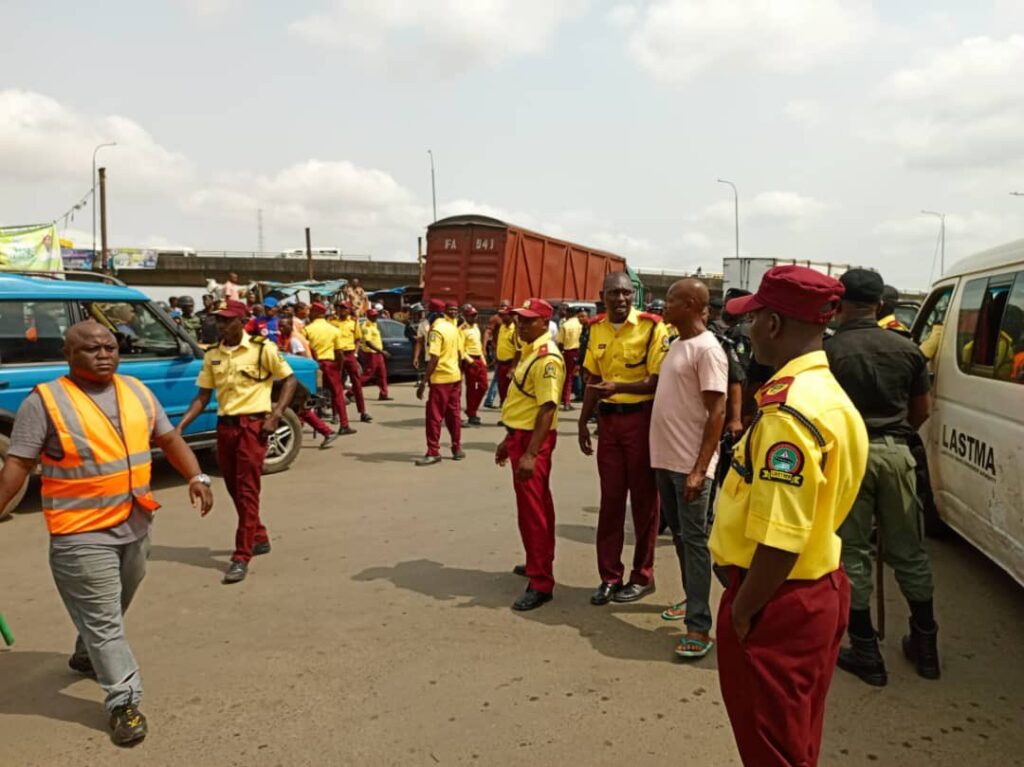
[757, 376, 795, 406]
[592, 312, 607, 323]
[639, 312, 663, 323]
[537, 345, 549, 357]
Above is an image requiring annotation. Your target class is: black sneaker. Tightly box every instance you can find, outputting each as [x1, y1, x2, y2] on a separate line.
[253, 541, 271, 556]
[68, 653, 96, 679]
[452, 449, 467, 461]
[223, 559, 248, 584]
[337, 426, 358, 436]
[467, 416, 482, 426]
[321, 432, 340, 449]
[360, 412, 373, 423]
[415, 455, 442, 467]
[379, 395, 394, 401]
[109, 702, 148, 747]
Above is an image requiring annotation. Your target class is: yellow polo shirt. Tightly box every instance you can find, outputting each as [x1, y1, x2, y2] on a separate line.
[428, 316, 462, 384]
[196, 332, 294, 416]
[496, 321, 520, 362]
[501, 333, 565, 430]
[556, 316, 582, 351]
[304, 318, 343, 361]
[460, 322, 483, 357]
[361, 320, 383, 354]
[330, 317, 362, 352]
[582, 308, 670, 403]
[709, 351, 869, 580]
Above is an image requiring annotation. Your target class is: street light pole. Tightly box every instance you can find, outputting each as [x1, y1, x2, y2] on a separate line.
[427, 149, 437, 223]
[717, 178, 739, 258]
[92, 142, 116, 266]
[922, 210, 946, 276]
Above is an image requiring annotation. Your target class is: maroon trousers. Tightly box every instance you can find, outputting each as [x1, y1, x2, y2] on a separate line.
[506, 429, 557, 593]
[318, 359, 349, 428]
[425, 381, 462, 457]
[717, 568, 850, 767]
[496, 360, 515, 403]
[464, 357, 488, 417]
[561, 349, 579, 406]
[361, 353, 389, 398]
[217, 416, 269, 563]
[337, 351, 366, 414]
[595, 405, 659, 586]
[299, 408, 332, 437]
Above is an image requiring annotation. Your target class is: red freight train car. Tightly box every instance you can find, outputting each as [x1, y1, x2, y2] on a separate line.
[423, 215, 627, 310]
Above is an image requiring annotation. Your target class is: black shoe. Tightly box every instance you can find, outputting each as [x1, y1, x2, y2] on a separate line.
[337, 426, 357, 436]
[415, 455, 442, 467]
[320, 432, 340, 449]
[484, 403, 498, 410]
[496, 420, 506, 428]
[590, 582, 622, 605]
[253, 541, 271, 556]
[109, 702, 148, 747]
[513, 589, 552, 611]
[902, 619, 940, 679]
[513, 564, 527, 577]
[613, 581, 656, 603]
[360, 412, 373, 423]
[330, 415, 339, 425]
[468, 416, 482, 426]
[68, 653, 96, 679]
[452, 449, 466, 461]
[379, 395, 394, 401]
[837, 633, 888, 687]
[223, 560, 248, 584]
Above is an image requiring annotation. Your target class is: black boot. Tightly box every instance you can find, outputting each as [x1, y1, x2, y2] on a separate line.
[837, 632, 888, 687]
[902, 619, 940, 679]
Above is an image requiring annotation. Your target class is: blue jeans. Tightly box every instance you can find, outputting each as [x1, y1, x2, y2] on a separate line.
[483, 373, 500, 408]
[656, 469, 713, 634]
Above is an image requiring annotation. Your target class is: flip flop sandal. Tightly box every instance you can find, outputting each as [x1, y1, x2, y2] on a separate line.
[661, 601, 688, 621]
[675, 636, 714, 659]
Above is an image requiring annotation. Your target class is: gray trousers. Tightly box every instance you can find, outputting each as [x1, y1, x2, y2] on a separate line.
[656, 469, 713, 634]
[49, 535, 150, 711]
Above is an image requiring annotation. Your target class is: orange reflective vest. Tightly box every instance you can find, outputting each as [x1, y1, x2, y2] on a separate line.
[36, 375, 160, 535]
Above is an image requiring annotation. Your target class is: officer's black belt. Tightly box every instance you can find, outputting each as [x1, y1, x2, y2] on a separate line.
[598, 401, 650, 415]
[218, 413, 267, 426]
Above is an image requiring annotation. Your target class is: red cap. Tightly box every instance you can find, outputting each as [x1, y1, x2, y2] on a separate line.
[462, 304, 478, 315]
[512, 298, 554, 321]
[366, 308, 379, 319]
[725, 266, 844, 325]
[445, 300, 458, 310]
[214, 300, 250, 319]
[310, 302, 327, 314]
[427, 298, 446, 313]
[336, 300, 353, 311]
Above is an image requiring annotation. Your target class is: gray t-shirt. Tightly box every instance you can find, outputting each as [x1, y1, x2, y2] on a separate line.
[9, 380, 173, 546]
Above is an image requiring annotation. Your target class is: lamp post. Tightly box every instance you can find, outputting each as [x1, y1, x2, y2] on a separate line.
[921, 210, 946, 276]
[717, 178, 739, 258]
[427, 149, 438, 223]
[92, 142, 116, 266]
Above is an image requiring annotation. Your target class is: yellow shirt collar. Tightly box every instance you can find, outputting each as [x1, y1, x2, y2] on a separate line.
[770, 350, 828, 380]
[522, 331, 553, 355]
[221, 331, 254, 353]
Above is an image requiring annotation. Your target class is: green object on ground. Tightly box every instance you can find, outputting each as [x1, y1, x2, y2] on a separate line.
[0, 613, 13, 646]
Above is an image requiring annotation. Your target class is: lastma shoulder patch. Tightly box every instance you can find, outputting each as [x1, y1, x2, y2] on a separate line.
[543, 361, 557, 379]
[758, 376, 795, 406]
[759, 441, 804, 486]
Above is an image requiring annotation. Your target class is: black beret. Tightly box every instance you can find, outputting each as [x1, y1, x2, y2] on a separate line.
[839, 269, 884, 303]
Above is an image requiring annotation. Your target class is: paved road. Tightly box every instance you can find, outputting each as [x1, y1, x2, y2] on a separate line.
[2, 383, 1023, 766]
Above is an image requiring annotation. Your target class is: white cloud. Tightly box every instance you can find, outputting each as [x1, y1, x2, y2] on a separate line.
[0, 90, 191, 192]
[784, 99, 824, 126]
[618, 0, 875, 83]
[871, 35, 1024, 170]
[289, 0, 587, 73]
[696, 190, 829, 226]
[179, 0, 241, 18]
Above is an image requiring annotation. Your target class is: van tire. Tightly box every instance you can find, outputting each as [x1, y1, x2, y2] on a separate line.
[0, 433, 30, 520]
[261, 408, 302, 475]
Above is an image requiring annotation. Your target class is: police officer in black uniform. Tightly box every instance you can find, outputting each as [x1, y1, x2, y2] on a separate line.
[825, 269, 939, 687]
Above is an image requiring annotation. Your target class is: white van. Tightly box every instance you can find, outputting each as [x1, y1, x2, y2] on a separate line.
[911, 239, 1024, 586]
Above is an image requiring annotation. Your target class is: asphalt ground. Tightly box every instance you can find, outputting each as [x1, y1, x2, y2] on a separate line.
[1, 382, 1023, 766]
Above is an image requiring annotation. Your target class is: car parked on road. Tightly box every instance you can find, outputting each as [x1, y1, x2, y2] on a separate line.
[0, 271, 320, 517]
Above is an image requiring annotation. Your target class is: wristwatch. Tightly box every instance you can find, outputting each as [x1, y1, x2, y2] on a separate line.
[189, 473, 212, 487]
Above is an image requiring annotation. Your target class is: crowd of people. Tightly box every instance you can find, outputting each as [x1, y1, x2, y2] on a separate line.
[0, 265, 943, 765]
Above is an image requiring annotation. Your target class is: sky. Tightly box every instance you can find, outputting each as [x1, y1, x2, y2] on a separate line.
[3, 0, 1024, 290]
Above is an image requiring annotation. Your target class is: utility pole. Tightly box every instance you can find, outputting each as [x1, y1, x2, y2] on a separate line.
[921, 210, 946, 276]
[428, 149, 437, 223]
[717, 178, 739, 258]
[257, 208, 265, 254]
[99, 167, 110, 273]
[305, 227, 314, 280]
[92, 141, 116, 269]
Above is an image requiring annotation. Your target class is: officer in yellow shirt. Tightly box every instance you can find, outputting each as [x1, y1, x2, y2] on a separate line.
[495, 298, 565, 611]
[178, 300, 299, 584]
[555, 304, 583, 410]
[460, 305, 488, 425]
[494, 308, 521, 404]
[709, 266, 868, 767]
[415, 299, 464, 466]
[877, 285, 911, 337]
[579, 271, 669, 606]
[303, 302, 356, 433]
[331, 301, 371, 423]
[359, 308, 392, 400]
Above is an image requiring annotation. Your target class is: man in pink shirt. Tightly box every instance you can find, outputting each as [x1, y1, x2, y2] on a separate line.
[650, 278, 728, 660]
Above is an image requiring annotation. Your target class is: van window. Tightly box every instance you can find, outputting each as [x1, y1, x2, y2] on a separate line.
[957, 273, 1016, 379]
[82, 301, 181, 357]
[1001, 272, 1024, 384]
[0, 300, 70, 364]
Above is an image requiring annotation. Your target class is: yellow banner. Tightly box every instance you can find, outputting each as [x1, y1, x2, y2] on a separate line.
[0, 224, 64, 272]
